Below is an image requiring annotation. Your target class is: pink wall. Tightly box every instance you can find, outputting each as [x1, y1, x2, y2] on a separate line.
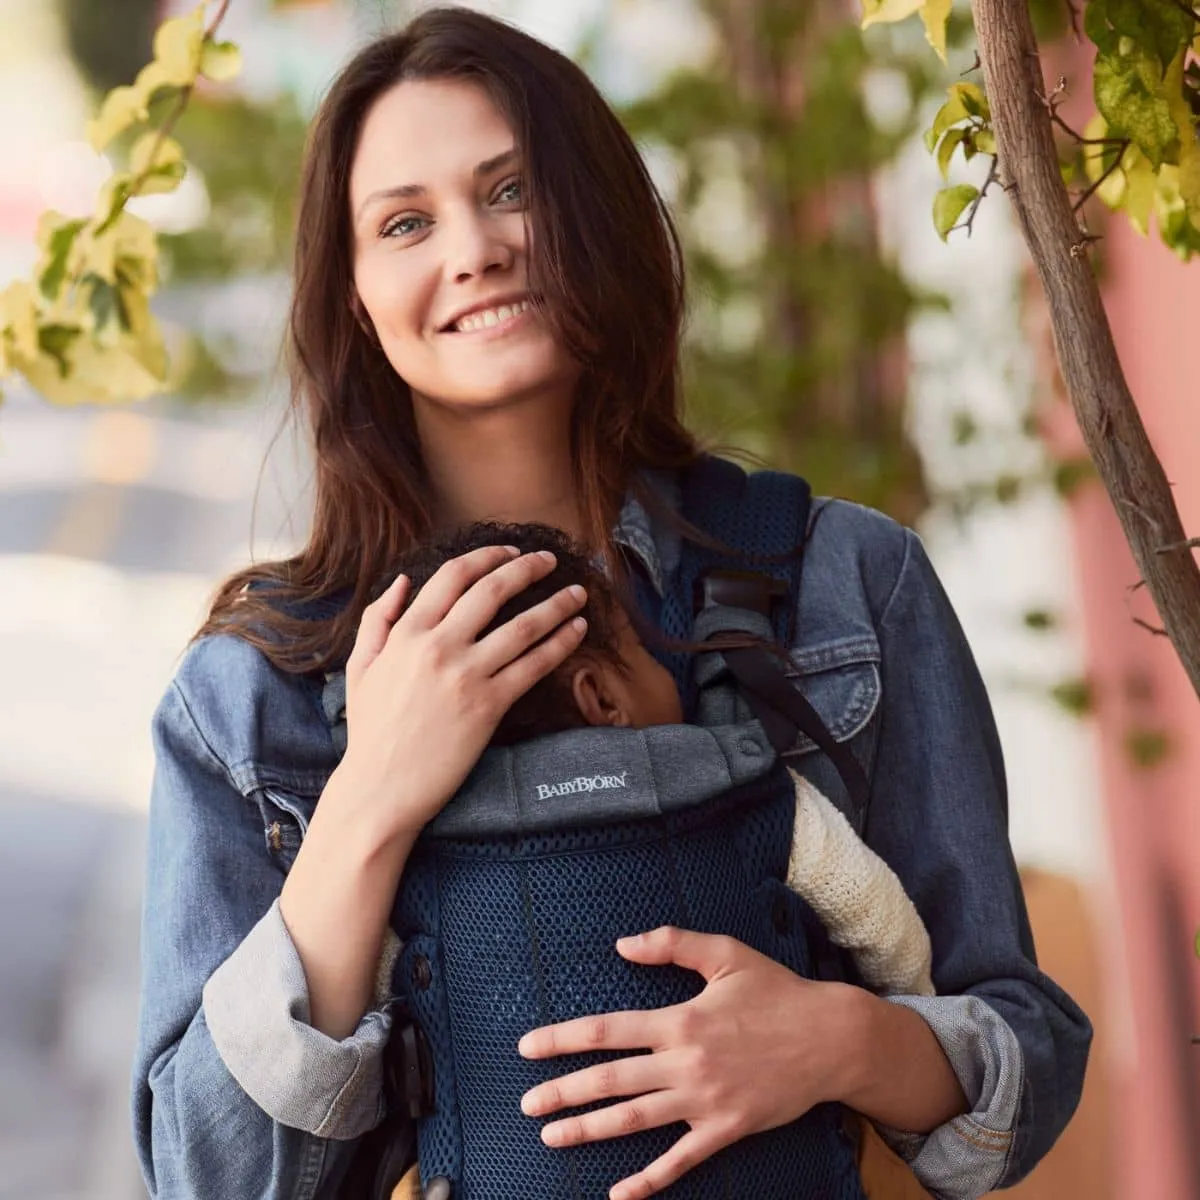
[1038, 39, 1200, 1200]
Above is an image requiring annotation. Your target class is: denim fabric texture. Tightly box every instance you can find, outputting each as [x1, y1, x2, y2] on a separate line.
[131, 472, 1092, 1200]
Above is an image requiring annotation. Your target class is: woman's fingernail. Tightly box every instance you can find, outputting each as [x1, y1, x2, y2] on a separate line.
[517, 1035, 532, 1056]
[538, 550, 557, 563]
[568, 585, 587, 601]
[572, 617, 587, 632]
[504, 545, 521, 556]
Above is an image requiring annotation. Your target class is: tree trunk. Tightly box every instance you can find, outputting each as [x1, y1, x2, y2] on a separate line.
[972, 0, 1200, 701]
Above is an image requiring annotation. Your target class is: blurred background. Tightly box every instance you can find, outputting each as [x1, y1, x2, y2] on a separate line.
[0, 0, 1196, 1197]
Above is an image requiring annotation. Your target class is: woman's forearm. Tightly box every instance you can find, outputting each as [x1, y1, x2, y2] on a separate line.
[279, 762, 418, 1040]
[836, 986, 968, 1133]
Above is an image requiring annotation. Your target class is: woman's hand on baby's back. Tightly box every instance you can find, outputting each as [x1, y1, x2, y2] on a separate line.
[517, 927, 865, 1200]
[337, 544, 588, 838]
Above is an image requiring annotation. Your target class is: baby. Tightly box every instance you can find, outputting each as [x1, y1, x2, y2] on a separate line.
[377, 521, 934, 1200]
[376, 519, 933, 995]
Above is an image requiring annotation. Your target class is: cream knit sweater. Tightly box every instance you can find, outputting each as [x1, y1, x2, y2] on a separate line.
[786, 769, 934, 996]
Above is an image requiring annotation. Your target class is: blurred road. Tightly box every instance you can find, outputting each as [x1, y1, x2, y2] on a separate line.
[0, 385, 305, 1199]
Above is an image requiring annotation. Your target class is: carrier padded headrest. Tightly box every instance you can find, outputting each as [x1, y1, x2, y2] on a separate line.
[424, 719, 778, 838]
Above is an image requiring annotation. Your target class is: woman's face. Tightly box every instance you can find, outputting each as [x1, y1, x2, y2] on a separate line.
[349, 78, 578, 412]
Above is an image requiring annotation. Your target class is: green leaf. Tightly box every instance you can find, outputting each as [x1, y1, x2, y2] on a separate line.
[1105, 0, 1194, 73]
[87, 277, 120, 332]
[200, 40, 243, 83]
[1095, 48, 1180, 167]
[937, 128, 966, 179]
[37, 323, 82, 375]
[1053, 456, 1098, 496]
[129, 133, 187, 195]
[932, 184, 979, 240]
[1084, 0, 1119, 55]
[1051, 678, 1094, 716]
[1023, 609, 1057, 631]
[152, 8, 205, 87]
[861, 0, 925, 29]
[85, 84, 151, 153]
[920, 0, 953, 61]
[972, 127, 998, 156]
[926, 83, 992, 153]
[994, 473, 1021, 504]
[38, 219, 87, 301]
[951, 409, 977, 443]
[1126, 727, 1171, 768]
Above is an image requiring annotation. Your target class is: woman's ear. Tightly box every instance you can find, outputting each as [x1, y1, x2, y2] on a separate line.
[570, 662, 632, 728]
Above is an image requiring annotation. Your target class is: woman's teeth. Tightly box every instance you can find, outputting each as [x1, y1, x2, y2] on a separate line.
[454, 299, 530, 333]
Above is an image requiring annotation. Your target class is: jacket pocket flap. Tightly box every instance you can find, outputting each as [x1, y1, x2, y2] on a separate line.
[783, 634, 881, 753]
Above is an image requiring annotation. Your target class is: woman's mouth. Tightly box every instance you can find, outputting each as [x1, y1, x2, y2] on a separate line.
[443, 298, 532, 336]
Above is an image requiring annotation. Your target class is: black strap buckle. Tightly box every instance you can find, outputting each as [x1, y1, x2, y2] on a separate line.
[386, 1019, 435, 1120]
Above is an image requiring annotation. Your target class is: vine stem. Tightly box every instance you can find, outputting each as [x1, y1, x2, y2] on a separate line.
[111, 0, 236, 224]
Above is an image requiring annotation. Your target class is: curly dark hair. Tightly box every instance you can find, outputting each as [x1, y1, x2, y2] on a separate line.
[378, 522, 630, 746]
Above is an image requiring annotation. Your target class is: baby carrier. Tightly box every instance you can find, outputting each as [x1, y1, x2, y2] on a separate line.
[339, 458, 874, 1200]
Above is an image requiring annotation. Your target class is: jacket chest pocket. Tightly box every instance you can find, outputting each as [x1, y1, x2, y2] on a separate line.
[253, 787, 314, 872]
[781, 635, 881, 834]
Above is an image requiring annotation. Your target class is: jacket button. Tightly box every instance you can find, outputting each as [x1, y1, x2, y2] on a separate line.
[424, 1177, 452, 1200]
[411, 954, 432, 991]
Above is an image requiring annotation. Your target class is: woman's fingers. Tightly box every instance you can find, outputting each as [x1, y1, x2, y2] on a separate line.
[608, 1129, 716, 1200]
[519, 1008, 671, 1060]
[346, 572, 410, 683]
[539, 1091, 681, 1150]
[521, 1052, 675, 1117]
[473, 581, 588, 676]
[401, 544, 523, 629]
[436, 548, 568, 643]
[490, 609, 588, 706]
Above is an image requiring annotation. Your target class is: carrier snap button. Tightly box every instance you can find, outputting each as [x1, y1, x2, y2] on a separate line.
[738, 737, 762, 757]
[411, 954, 432, 991]
[424, 1176, 452, 1200]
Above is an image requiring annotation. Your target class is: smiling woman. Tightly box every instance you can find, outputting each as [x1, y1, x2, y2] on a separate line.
[348, 80, 578, 418]
[130, 8, 1090, 1200]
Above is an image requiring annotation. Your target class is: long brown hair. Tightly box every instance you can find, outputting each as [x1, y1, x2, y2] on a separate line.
[197, 5, 700, 673]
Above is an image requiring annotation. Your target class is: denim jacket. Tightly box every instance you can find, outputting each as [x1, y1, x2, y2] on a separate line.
[131, 479, 1092, 1200]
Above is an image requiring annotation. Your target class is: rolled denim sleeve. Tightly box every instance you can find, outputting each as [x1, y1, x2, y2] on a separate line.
[132, 671, 385, 1199]
[203, 899, 391, 1139]
[861, 529, 1092, 1197]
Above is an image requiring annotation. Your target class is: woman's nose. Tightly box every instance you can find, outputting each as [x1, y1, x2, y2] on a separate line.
[445, 213, 514, 283]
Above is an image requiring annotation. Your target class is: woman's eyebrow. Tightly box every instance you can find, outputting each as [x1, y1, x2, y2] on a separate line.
[355, 148, 519, 222]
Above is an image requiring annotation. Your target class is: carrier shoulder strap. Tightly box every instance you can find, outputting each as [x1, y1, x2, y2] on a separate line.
[657, 456, 870, 815]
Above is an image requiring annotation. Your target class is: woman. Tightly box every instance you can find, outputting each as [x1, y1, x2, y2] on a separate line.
[131, 8, 1090, 1200]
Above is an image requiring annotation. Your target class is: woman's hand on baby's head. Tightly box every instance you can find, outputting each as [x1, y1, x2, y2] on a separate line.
[338, 544, 588, 838]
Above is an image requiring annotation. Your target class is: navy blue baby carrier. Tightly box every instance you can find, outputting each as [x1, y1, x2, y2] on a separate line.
[349, 458, 871, 1200]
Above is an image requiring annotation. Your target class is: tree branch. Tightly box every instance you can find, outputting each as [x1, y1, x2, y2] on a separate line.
[1072, 140, 1130, 213]
[120, 0, 236, 212]
[971, 0, 1200, 700]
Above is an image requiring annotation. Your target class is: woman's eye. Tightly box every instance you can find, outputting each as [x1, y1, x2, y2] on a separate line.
[380, 214, 426, 239]
[494, 178, 524, 205]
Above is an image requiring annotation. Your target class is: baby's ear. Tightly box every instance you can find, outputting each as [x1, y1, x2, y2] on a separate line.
[570, 662, 630, 727]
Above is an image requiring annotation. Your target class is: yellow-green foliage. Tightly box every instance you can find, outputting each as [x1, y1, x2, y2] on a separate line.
[864, 0, 1200, 257]
[0, 2, 240, 407]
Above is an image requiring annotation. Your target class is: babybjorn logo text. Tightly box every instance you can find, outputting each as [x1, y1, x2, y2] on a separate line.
[535, 772, 629, 801]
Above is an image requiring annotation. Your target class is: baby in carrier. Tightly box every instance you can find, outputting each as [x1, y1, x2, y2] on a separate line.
[351, 521, 934, 1200]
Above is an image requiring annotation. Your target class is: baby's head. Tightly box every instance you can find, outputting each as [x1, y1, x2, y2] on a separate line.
[381, 522, 683, 745]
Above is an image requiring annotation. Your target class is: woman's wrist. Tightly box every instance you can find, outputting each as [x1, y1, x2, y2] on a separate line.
[833, 986, 968, 1134]
[319, 757, 425, 862]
